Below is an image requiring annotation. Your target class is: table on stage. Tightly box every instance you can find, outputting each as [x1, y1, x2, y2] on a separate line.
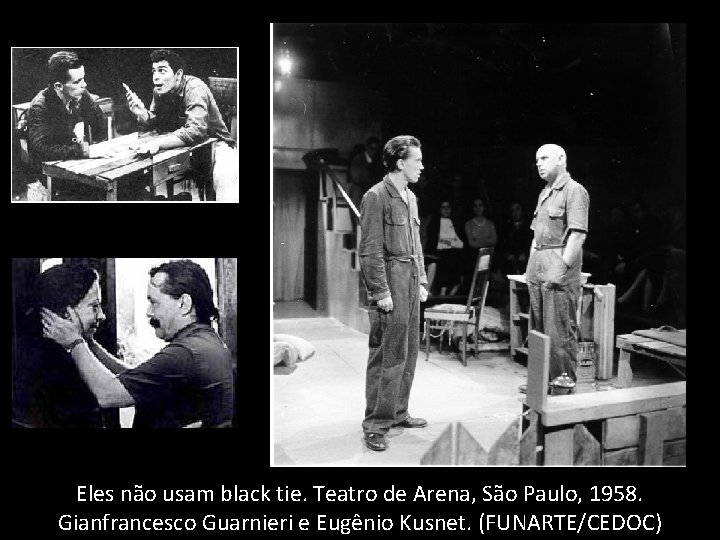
[41, 131, 216, 201]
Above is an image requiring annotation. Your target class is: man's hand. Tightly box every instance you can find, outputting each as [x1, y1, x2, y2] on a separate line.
[419, 285, 428, 302]
[41, 308, 83, 349]
[123, 83, 148, 121]
[377, 296, 393, 312]
[134, 141, 160, 156]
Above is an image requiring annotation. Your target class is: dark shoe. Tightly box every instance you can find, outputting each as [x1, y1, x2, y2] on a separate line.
[394, 416, 428, 428]
[365, 433, 387, 451]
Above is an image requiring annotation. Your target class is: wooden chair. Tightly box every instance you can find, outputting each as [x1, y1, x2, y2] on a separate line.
[208, 77, 237, 141]
[424, 247, 494, 366]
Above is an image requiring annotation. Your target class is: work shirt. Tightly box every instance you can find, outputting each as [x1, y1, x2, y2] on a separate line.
[118, 323, 234, 428]
[527, 172, 589, 284]
[143, 75, 235, 148]
[359, 176, 428, 301]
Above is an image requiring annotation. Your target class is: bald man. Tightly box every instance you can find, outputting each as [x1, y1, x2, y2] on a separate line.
[525, 144, 589, 386]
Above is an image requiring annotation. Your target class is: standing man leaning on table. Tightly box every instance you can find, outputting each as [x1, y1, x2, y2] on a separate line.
[123, 49, 239, 202]
[26, 51, 114, 198]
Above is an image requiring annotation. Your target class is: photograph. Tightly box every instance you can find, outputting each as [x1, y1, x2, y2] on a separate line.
[11, 258, 237, 428]
[271, 23, 685, 466]
[12, 47, 239, 202]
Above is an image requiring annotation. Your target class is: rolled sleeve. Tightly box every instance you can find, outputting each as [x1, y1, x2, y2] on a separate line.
[359, 190, 390, 301]
[172, 86, 209, 145]
[566, 183, 589, 234]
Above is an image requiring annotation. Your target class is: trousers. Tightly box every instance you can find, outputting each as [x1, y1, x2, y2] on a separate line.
[212, 141, 239, 203]
[362, 259, 420, 435]
[527, 280, 581, 380]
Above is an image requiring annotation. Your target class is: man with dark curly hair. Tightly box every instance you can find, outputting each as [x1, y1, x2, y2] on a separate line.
[123, 49, 238, 202]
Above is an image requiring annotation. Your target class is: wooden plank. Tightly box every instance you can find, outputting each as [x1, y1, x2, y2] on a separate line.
[635, 341, 686, 358]
[540, 382, 686, 426]
[603, 447, 638, 466]
[617, 349, 633, 388]
[573, 424, 601, 465]
[579, 287, 594, 341]
[617, 334, 656, 345]
[68, 151, 143, 176]
[456, 422, 487, 465]
[488, 417, 521, 465]
[593, 284, 615, 380]
[638, 411, 666, 465]
[527, 331, 550, 413]
[603, 415, 639, 449]
[519, 411, 539, 465]
[420, 423, 454, 465]
[544, 427, 574, 465]
[663, 440, 686, 466]
[666, 407, 686, 440]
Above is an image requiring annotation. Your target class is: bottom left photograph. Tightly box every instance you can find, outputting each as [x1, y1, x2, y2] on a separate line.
[11, 257, 237, 428]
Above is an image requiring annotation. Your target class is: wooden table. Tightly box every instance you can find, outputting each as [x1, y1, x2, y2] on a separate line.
[616, 330, 686, 388]
[42, 132, 216, 201]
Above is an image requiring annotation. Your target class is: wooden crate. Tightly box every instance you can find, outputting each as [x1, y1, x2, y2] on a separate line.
[520, 331, 686, 466]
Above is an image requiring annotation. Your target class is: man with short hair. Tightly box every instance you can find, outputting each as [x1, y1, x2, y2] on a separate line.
[525, 144, 589, 385]
[359, 135, 429, 451]
[124, 49, 238, 202]
[13, 262, 114, 428]
[27, 51, 111, 171]
[41, 259, 235, 428]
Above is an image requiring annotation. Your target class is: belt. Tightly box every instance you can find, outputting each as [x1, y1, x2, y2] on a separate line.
[534, 243, 566, 251]
[385, 255, 418, 262]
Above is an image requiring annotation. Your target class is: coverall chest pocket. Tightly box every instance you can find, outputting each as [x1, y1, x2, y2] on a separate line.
[546, 205, 567, 243]
[384, 202, 410, 255]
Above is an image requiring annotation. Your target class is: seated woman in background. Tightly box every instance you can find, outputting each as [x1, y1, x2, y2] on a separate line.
[465, 196, 497, 251]
[462, 196, 498, 296]
[423, 200, 466, 296]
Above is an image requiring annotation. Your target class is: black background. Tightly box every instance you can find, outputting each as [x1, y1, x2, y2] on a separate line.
[6, 16, 694, 539]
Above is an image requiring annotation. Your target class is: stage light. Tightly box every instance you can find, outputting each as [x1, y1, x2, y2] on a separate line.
[278, 49, 292, 76]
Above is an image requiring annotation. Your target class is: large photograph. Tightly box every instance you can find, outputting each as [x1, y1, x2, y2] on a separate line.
[271, 23, 686, 466]
[12, 47, 239, 202]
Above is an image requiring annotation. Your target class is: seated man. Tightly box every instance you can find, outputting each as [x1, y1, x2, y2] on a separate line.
[42, 259, 235, 428]
[27, 51, 112, 173]
[124, 49, 239, 202]
[13, 261, 117, 428]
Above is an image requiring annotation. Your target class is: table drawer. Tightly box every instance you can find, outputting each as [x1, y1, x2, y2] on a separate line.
[153, 152, 192, 186]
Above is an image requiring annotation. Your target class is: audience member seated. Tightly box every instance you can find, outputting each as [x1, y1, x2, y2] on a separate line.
[498, 201, 532, 276]
[583, 204, 632, 287]
[348, 136, 384, 213]
[617, 202, 685, 326]
[423, 200, 465, 296]
[462, 196, 498, 296]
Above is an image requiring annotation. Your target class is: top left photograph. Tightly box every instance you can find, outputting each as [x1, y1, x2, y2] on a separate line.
[11, 47, 238, 202]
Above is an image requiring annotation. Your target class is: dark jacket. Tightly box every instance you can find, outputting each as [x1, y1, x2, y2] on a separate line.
[13, 334, 105, 428]
[26, 87, 106, 172]
[424, 214, 467, 257]
[359, 177, 428, 301]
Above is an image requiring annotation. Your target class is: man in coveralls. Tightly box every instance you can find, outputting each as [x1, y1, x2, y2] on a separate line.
[359, 135, 429, 451]
[525, 144, 589, 385]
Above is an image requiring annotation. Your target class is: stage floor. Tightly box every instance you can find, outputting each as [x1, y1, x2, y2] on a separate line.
[272, 317, 681, 466]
